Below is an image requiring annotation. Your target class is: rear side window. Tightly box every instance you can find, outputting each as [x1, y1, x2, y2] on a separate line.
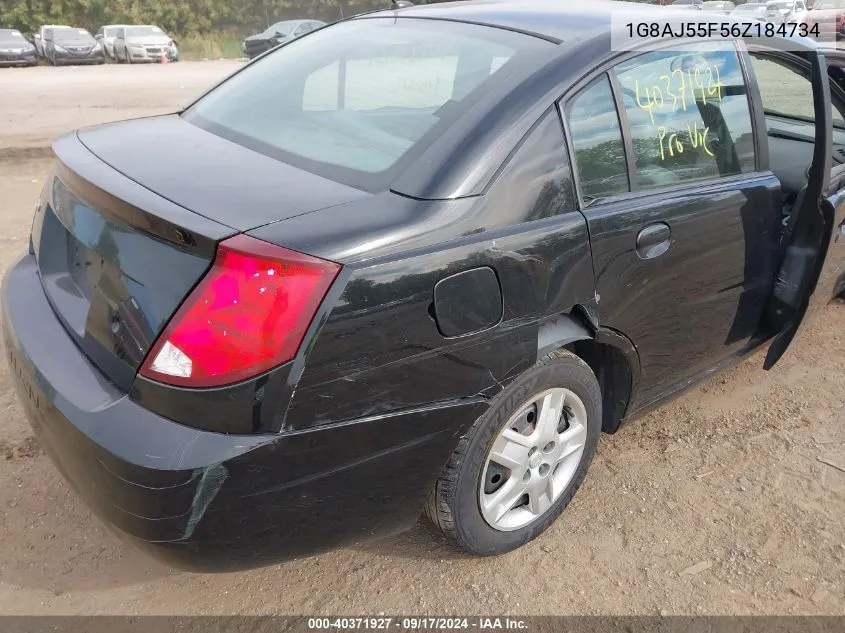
[614, 42, 755, 189]
[567, 75, 630, 201]
[185, 18, 552, 191]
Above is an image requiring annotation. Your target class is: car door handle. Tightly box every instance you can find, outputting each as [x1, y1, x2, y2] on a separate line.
[636, 223, 671, 259]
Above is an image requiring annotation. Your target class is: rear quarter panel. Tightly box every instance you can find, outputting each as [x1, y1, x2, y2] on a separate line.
[281, 215, 595, 430]
[255, 109, 596, 430]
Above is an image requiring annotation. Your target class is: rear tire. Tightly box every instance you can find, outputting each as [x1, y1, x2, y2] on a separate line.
[425, 349, 601, 556]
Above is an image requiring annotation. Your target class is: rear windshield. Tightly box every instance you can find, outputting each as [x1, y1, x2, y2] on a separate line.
[184, 17, 552, 191]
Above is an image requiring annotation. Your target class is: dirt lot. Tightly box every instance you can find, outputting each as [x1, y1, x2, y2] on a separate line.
[0, 62, 843, 616]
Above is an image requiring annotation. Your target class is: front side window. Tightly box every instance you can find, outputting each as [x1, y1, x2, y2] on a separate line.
[749, 53, 845, 126]
[614, 42, 756, 189]
[185, 18, 551, 190]
[566, 75, 630, 201]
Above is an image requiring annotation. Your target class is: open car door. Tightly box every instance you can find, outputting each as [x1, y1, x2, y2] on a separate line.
[762, 49, 837, 369]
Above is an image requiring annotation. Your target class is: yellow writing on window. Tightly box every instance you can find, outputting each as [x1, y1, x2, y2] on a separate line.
[633, 63, 723, 126]
[657, 122, 713, 161]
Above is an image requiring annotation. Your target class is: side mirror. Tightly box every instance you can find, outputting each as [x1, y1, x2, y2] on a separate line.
[34, 33, 41, 40]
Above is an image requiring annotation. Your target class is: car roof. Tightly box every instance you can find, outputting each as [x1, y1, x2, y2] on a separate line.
[365, 0, 689, 43]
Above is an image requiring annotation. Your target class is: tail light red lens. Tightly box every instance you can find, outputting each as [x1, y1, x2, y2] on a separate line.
[139, 234, 340, 388]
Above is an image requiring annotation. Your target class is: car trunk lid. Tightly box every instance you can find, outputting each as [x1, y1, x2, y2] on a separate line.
[76, 115, 370, 232]
[31, 132, 236, 392]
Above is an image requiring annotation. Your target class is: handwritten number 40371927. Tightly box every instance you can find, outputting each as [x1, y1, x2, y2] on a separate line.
[634, 65, 723, 160]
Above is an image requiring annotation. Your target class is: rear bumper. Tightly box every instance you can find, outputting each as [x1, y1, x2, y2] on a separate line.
[2, 253, 485, 571]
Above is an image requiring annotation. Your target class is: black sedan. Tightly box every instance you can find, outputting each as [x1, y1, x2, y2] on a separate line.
[45, 27, 105, 65]
[242, 19, 325, 58]
[0, 29, 37, 67]
[3, 1, 844, 572]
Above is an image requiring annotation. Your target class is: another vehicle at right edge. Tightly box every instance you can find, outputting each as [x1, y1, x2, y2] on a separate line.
[803, 0, 845, 39]
[3, 1, 844, 572]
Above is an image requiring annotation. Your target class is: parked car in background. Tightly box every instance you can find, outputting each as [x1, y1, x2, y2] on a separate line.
[44, 27, 104, 65]
[0, 28, 37, 67]
[802, 0, 845, 40]
[670, 0, 703, 9]
[113, 25, 178, 63]
[95, 24, 127, 59]
[730, 2, 769, 19]
[701, 1, 736, 13]
[33, 24, 69, 58]
[242, 19, 325, 58]
[765, 0, 808, 21]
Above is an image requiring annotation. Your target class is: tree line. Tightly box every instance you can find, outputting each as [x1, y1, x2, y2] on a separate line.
[0, 0, 444, 38]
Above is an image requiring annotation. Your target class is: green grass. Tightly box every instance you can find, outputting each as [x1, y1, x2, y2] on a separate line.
[177, 34, 244, 60]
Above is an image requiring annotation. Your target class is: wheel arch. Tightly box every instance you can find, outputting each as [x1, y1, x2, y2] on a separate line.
[538, 309, 640, 434]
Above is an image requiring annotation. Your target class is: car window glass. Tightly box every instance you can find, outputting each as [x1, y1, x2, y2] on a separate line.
[749, 53, 845, 127]
[186, 19, 550, 189]
[614, 42, 755, 189]
[566, 74, 629, 200]
[491, 56, 509, 73]
[303, 53, 460, 112]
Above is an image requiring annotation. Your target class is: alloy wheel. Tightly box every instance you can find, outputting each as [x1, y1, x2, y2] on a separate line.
[479, 387, 588, 531]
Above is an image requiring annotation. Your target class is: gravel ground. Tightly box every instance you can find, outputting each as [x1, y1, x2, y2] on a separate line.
[0, 62, 843, 616]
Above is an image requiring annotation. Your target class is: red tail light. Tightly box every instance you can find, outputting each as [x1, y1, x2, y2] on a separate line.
[139, 234, 340, 388]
